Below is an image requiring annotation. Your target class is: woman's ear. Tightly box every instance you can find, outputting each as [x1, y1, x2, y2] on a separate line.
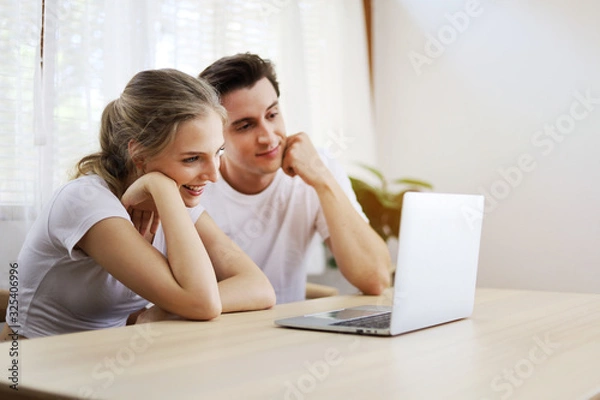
[127, 139, 145, 171]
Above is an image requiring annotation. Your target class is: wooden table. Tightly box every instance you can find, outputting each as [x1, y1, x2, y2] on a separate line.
[1, 288, 599, 400]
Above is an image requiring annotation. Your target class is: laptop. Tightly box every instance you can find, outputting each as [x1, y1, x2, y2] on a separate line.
[274, 192, 485, 336]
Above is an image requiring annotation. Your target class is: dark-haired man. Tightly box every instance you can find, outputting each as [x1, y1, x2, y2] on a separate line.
[199, 53, 391, 303]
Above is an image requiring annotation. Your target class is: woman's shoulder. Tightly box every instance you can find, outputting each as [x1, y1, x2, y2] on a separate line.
[55, 174, 115, 201]
[62, 174, 112, 190]
[48, 174, 124, 220]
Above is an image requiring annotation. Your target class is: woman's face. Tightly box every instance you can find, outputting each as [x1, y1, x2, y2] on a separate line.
[143, 111, 224, 208]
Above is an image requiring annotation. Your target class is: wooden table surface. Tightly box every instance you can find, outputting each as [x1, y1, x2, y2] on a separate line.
[1, 288, 599, 400]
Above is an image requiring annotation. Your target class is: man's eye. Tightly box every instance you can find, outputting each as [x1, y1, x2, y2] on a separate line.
[183, 156, 199, 163]
[216, 147, 225, 157]
[268, 112, 278, 119]
[237, 123, 251, 131]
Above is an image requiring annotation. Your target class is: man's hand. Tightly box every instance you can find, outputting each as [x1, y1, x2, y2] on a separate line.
[281, 132, 332, 189]
[283, 133, 392, 294]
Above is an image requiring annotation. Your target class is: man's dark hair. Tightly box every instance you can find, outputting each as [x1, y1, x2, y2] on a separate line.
[199, 53, 280, 98]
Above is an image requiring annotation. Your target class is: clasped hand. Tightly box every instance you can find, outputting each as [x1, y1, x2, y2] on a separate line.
[121, 172, 174, 242]
[282, 132, 332, 189]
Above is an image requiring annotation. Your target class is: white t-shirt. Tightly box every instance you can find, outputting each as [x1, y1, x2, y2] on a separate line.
[200, 153, 366, 304]
[11, 175, 150, 338]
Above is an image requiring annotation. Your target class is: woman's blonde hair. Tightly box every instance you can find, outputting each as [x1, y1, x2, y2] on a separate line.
[74, 69, 226, 197]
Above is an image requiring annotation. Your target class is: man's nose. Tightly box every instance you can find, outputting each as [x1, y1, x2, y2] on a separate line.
[256, 121, 277, 144]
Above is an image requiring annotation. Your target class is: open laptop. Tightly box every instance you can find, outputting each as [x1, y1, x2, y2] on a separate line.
[274, 192, 485, 336]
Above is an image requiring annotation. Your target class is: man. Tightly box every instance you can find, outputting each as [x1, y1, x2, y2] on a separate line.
[199, 53, 391, 303]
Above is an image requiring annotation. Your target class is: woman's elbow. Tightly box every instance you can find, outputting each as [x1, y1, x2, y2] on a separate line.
[254, 276, 277, 309]
[263, 285, 277, 309]
[185, 297, 222, 321]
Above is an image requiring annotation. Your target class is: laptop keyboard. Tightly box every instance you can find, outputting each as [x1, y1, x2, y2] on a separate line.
[331, 312, 391, 329]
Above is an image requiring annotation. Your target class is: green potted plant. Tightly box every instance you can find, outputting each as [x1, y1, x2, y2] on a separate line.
[322, 163, 432, 280]
[349, 163, 433, 242]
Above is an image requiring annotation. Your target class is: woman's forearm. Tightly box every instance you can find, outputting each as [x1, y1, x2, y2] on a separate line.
[145, 174, 222, 315]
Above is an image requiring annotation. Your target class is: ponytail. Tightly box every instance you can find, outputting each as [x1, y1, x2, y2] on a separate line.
[71, 69, 225, 198]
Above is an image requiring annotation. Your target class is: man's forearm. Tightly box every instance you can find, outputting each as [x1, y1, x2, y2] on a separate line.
[315, 176, 392, 295]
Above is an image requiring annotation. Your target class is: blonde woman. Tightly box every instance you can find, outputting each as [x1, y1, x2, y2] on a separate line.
[1, 69, 275, 339]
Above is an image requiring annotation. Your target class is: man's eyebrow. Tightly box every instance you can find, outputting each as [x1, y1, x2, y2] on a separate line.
[230, 100, 279, 126]
[230, 117, 252, 126]
[266, 100, 279, 111]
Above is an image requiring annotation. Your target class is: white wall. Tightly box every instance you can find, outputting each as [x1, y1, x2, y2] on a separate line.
[374, 0, 600, 293]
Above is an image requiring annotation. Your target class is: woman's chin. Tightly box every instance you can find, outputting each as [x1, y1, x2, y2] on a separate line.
[180, 192, 202, 208]
[184, 198, 201, 208]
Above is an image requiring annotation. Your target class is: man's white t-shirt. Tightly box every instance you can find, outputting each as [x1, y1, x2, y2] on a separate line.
[200, 153, 366, 304]
[11, 175, 151, 338]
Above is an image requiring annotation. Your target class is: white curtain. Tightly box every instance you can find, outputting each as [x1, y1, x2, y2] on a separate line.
[0, 0, 375, 285]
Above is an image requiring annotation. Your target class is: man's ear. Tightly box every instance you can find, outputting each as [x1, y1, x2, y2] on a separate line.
[127, 139, 145, 170]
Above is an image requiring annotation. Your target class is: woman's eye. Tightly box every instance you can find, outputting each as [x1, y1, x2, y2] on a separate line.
[216, 147, 225, 157]
[268, 112, 278, 119]
[183, 156, 199, 163]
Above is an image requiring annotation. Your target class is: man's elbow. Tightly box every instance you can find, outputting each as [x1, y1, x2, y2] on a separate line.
[361, 265, 392, 295]
[361, 276, 390, 296]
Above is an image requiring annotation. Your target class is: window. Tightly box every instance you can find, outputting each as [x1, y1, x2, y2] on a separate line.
[0, 1, 41, 211]
[1, 0, 374, 216]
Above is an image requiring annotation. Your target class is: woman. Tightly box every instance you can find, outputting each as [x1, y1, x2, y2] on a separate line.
[1, 69, 275, 339]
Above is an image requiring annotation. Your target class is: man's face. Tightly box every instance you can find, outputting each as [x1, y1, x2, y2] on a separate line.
[220, 77, 286, 177]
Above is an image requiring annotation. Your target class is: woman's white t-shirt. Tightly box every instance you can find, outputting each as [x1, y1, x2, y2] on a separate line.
[11, 175, 150, 338]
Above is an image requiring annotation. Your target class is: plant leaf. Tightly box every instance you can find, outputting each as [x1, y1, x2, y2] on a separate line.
[355, 162, 386, 188]
[349, 168, 433, 241]
[350, 177, 387, 238]
[392, 178, 433, 190]
[351, 177, 398, 208]
[385, 207, 402, 239]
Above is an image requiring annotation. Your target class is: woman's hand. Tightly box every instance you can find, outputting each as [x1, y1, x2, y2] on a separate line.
[121, 172, 175, 240]
[135, 305, 181, 324]
[130, 208, 160, 242]
[121, 171, 175, 209]
[79, 171, 222, 321]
